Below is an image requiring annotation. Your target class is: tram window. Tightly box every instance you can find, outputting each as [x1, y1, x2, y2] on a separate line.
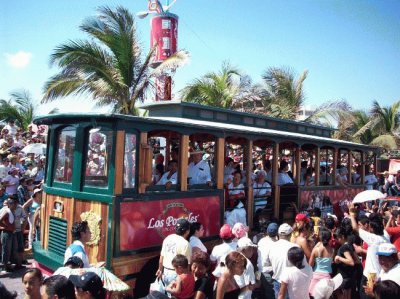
[123, 133, 137, 189]
[84, 128, 113, 187]
[54, 126, 76, 183]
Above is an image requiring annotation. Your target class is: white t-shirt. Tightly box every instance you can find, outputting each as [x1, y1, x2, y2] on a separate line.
[266, 239, 300, 281]
[257, 236, 276, 274]
[235, 255, 256, 299]
[189, 235, 207, 253]
[379, 262, 400, 286]
[0, 164, 9, 180]
[64, 240, 90, 268]
[0, 206, 14, 224]
[225, 201, 247, 227]
[253, 182, 271, 197]
[281, 264, 313, 299]
[156, 171, 178, 185]
[160, 234, 191, 269]
[359, 229, 390, 278]
[278, 172, 294, 185]
[210, 241, 237, 264]
[228, 183, 245, 196]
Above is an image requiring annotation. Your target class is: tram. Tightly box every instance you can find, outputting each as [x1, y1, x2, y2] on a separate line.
[32, 101, 377, 297]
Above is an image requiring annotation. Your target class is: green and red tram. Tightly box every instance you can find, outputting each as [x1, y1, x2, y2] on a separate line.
[32, 101, 377, 297]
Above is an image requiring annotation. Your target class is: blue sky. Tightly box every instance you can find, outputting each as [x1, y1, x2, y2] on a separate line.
[1, 0, 399, 115]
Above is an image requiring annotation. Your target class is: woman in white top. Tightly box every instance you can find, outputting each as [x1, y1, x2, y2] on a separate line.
[228, 171, 245, 201]
[189, 222, 207, 253]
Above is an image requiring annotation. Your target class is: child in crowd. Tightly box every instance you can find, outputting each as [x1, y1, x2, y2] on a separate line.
[22, 268, 42, 299]
[166, 254, 195, 299]
[278, 247, 313, 299]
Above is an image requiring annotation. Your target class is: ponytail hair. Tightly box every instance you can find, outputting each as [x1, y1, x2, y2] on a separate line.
[319, 228, 331, 246]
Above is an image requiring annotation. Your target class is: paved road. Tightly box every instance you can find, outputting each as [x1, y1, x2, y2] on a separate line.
[0, 263, 29, 298]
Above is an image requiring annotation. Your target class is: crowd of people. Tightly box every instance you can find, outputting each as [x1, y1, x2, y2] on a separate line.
[148, 201, 400, 299]
[0, 119, 47, 274]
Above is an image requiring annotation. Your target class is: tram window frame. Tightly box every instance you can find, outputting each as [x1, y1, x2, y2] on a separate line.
[122, 131, 138, 193]
[82, 126, 114, 191]
[52, 125, 77, 187]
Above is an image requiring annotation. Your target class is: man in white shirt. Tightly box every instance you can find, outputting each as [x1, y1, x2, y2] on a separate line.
[156, 160, 178, 189]
[265, 223, 299, 298]
[349, 208, 390, 297]
[210, 224, 237, 266]
[64, 221, 91, 268]
[188, 151, 212, 185]
[156, 218, 191, 286]
[258, 222, 279, 298]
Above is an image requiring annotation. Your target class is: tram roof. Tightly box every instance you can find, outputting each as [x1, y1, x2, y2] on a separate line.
[34, 111, 376, 152]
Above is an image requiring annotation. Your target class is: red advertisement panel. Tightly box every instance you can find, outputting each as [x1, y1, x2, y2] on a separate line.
[150, 14, 178, 64]
[119, 196, 221, 251]
[299, 187, 364, 218]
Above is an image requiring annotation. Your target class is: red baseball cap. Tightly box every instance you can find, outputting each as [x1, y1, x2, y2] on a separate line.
[219, 224, 233, 239]
[295, 213, 310, 222]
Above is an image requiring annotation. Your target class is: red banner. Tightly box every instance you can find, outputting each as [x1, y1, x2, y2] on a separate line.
[119, 196, 221, 251]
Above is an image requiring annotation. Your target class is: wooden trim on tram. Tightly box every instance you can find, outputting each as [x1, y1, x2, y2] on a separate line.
[114, 130, 125, 194]
[273, 143, 280, 219]
[215, 137, 225, 189]
[179, 135, 189, 191]
[314, 147, 320, 186]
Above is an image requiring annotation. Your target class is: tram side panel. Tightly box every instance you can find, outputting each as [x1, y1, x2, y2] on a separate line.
[112, 191, 224, 294]
[35, 193, 109, 272]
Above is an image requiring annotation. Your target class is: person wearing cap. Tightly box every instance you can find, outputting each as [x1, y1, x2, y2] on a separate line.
[292, 216, 313, 261]
[382, 170, 395, 195]
[236, 237, 258, 299]
[63, 221, 91, 268]
[156, 218, 191, 287]
[70, 272, 106, 299]
[264, 223, 301, 298]
[376, 243, 400, 286]
[187, 150, 212, 186]
[349, 204, 390, 298]
[257, 222, 279, 298]
[23, 188, 42, 250]
[0, 198, 17, 273]
[210, 224, 237, 266]
[290, 212, 310, 243]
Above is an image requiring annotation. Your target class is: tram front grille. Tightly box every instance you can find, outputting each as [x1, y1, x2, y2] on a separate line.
[48, 216, 67, 256]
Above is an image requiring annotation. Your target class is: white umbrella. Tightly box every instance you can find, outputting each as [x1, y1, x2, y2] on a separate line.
[353, 190, 386, 204]
[21, 143, 46, 155]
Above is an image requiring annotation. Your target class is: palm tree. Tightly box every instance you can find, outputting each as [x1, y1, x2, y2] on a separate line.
[353, 100, 400, 150]
[260, 67, 308, 119]
[0, 90, 35, 131]
[181, 62, 252, 109]
[42, 6, 188, 115]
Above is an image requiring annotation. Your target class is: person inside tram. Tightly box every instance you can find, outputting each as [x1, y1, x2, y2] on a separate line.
[299, 160, 308, 185]
[319, 165, 331, 185]
[253, 170, 272, 198]
[364, 164, 378, 190]
[156, 160, 178, 190]
[188, 150, 212, 186]
[351, 164, 362, 185]
[334, 165, 350, 187]
[278, 160, 294, 185]
[263, 158, 273, 184]
[228, 171, 245, 201]
[224, 157, 235, 185]
[301, 167, 315, 186]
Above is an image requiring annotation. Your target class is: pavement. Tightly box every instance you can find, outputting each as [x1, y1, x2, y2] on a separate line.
[0, 262, 32, 298]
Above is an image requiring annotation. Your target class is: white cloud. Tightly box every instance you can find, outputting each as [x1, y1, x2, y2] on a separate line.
[5, 51, 32, 69]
